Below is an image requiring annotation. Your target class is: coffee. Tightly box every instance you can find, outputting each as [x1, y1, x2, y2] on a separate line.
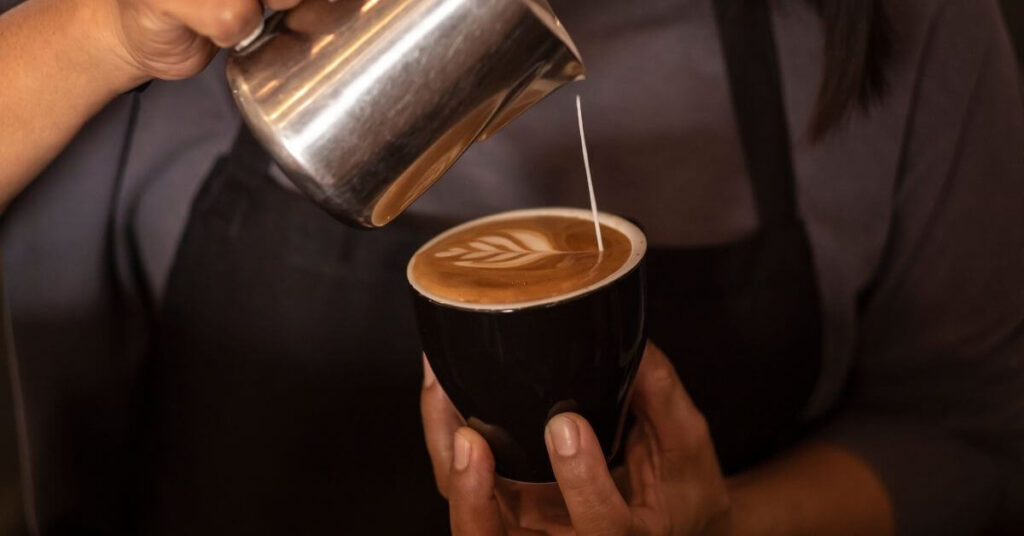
[408, 208, 648, 482]
[409, 208, 646, 308]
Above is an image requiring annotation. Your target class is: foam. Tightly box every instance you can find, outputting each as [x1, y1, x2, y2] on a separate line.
[408, 208, 646, 311]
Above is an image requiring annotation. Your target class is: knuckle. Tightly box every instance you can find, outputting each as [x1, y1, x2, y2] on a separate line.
[568, 478, 620, 510]
[558, 457, 593, 493]
[565, 455, 602, 487]
[207, 1, 256, 40]
[647, 360, 680, 394]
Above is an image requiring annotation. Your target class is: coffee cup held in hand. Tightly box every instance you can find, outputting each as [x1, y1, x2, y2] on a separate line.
[408, 207, 648, 482]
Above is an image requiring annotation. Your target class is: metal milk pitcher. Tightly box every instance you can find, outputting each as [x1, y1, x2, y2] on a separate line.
[226, 0, 585, 229]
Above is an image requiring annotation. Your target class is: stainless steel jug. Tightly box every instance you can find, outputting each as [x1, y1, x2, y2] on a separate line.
[226, 0, 585, 228]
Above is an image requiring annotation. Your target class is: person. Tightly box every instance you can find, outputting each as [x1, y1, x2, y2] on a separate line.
[0, 0, 1021, 535]
[419, 0, 1024, 534]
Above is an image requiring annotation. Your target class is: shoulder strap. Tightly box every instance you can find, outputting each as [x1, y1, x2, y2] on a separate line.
[712, 0, 799, 227]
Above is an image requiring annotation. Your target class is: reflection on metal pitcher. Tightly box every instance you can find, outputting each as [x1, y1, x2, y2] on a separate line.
[226, 0, 585, 228]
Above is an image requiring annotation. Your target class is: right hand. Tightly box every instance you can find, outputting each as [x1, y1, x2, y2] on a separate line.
[421, 345, 733, 535]
[97, 0, 302, 82]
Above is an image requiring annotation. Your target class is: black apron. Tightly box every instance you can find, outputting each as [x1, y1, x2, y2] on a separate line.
[647, 0, 822, 474]
[134, 0, 818, 532]
[137, 128, 450, 534]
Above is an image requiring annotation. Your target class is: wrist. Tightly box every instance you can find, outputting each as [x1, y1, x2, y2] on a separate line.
[69, 0, 151, 95]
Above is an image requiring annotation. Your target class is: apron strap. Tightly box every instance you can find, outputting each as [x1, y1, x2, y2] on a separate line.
[713, 0, 799, 227]
[226, 122, 274, 180]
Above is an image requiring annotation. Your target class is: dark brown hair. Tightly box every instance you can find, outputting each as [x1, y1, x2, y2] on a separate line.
[806, 0, 894, 139]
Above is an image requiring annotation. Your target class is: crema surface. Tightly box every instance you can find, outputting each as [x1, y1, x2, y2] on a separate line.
[410, 212, 639, 307]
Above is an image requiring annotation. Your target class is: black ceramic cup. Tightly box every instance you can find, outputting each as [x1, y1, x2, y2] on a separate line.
[408, 208, 648, 482]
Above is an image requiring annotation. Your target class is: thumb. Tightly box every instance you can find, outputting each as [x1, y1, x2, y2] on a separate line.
[546, 414, 632, 535]
[153, 0, 264, 48]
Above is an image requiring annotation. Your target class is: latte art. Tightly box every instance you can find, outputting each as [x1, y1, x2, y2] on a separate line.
[409, 208, 646, 309]
[434, 230, 567, 269]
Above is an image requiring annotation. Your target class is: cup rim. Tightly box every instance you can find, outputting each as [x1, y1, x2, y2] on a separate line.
[407, 207, 648, 312]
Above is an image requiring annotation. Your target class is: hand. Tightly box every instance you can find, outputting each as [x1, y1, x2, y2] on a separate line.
[421, 344, 733, 535]
[96, 0, 302, 83]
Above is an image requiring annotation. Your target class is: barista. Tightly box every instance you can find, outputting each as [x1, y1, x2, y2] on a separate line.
[2, 0, 1023, 535]
[421, 1, 1024, 534]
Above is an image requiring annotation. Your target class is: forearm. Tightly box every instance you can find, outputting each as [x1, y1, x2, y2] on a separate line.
[721, 442, 895, 536]
[0, 0, 145, 205]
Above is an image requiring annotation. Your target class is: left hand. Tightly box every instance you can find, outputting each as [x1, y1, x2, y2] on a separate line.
[421, 344, 733, 535]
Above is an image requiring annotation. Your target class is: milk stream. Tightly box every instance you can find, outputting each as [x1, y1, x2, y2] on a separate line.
[576, 95, 605, 252]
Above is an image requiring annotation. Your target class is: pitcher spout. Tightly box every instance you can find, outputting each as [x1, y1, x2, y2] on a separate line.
[477, 0, 586, 141]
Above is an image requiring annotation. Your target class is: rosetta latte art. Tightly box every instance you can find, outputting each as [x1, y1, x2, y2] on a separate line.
[434, 230, 565, 269]
[410, 212, 639, 307]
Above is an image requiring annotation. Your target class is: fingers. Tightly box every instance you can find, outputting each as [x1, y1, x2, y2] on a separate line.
[421, 355, 463, 498]
[449, 428, 508, 536]
[624, 424, 646, 500]
[545, 414, 632, 535]
[624, 422, 658, 509]
[154, 0, 265, 47]
[632, 343, 713, 479]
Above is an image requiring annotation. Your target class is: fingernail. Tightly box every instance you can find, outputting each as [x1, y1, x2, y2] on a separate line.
[453, 430, 471, 471]
[234, 19, 265, 52]
[422, 355, 436, 388]
[546, 415, 579, 457]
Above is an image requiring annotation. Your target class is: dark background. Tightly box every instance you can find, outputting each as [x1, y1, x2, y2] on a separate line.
[0, 264, 26, 535]
[0, 4, 1021, 534]
[1004, 0, 1024, 66]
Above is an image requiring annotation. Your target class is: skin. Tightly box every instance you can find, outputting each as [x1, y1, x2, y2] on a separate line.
[0, 0, 301, 207]
[422, 345, 897, 536]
